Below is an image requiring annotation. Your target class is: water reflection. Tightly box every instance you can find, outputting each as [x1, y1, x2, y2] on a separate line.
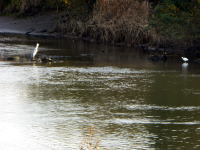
[182, 62, 189, 74]
[0, 35, 200, 150]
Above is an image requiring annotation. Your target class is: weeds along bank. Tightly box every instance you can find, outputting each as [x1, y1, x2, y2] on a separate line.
[0, 0, 151, 46]
[58, 0, 200, 50]
[58, 0, 151, 46]
[0, 0, 200, 51]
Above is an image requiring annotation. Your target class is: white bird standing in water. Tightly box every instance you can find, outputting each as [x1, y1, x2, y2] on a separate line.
[181, 57, 189, 62]
[32, 43, 39, 60]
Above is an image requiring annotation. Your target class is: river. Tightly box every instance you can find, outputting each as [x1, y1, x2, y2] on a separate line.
[0, 35, 200, 150]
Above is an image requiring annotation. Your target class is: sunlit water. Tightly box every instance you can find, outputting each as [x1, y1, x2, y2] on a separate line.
[0, 35, 200, 150]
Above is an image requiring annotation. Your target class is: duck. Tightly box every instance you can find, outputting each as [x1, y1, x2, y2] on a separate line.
[40, 55, 53, 62]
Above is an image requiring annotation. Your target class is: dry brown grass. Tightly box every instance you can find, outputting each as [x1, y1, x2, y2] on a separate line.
[86, 0, 150, 44]
[58, 0, 152, 46]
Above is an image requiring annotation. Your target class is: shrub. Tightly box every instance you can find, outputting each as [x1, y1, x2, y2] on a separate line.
[0, 0, 67, 15]
[0, 0, 11, 12]
[151, 0, 200, 46]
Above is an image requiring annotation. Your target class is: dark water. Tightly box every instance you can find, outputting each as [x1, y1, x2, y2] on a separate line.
[0, 35, 200, 150]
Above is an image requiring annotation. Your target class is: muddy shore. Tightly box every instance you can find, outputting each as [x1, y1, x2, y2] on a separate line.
[0, 13, 59, 37]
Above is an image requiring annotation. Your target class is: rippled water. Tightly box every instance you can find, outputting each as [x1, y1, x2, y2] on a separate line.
[0, 35, 200, 150]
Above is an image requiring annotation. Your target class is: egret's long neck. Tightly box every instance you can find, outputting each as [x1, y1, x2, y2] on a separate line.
[33, 43, 39, 59]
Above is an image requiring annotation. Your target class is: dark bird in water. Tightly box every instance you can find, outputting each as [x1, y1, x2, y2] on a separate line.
[149, 52, 167, 62]
[39, 55, 53, 62]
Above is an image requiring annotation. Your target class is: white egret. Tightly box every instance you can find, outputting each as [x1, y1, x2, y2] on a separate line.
[32, 43, 39, 60]
[181, 57, 189, 62]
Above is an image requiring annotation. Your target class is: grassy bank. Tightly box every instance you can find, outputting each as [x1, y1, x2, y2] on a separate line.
[58, 0, 151, 46]
[0, 0, 200, 51]
[58, 0, 200, 50]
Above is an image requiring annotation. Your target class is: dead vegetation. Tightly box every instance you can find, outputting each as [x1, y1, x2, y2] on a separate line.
[86, 0, 150, 45]
[1, 0, 199, 48]
[58, 0, 152, 46]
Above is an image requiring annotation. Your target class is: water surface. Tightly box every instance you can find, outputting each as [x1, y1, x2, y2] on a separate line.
[0, 35, 200, 150]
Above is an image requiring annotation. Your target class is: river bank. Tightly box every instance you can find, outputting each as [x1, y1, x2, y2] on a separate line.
[0, 12, 200, 63]
[0, 12, 59, 37]
[0, 0, 200, 61]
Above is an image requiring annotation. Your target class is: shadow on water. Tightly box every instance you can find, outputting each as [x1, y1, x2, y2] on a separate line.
[1, 34, 200, 71]
[0, 34, 200, 150]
